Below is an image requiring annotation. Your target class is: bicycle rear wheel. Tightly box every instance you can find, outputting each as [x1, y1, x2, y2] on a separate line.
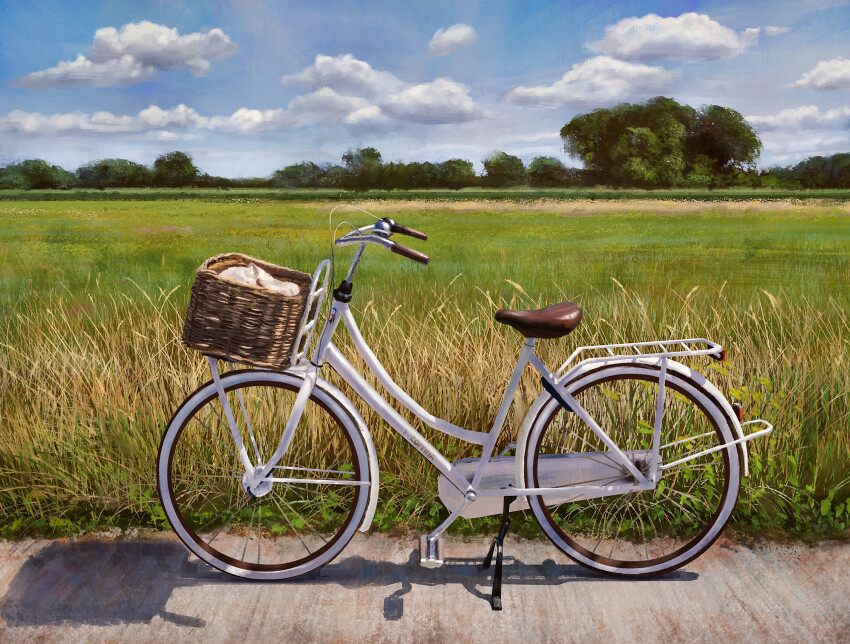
[523, 361, 740, 577]
[157, 370, 371, 580]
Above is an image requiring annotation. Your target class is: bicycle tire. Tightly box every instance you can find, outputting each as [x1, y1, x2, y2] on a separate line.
[157, 370, 371, 580]
[521, 360, 740, 577]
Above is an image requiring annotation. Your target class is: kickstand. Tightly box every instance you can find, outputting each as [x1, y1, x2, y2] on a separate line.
[481, 495, 515, 611]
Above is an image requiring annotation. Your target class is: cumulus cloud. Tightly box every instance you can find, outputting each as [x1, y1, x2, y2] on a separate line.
[10, 55, 155, 89]
[1, 109, 138, 135]
[791, 58, 850, 90]
[505, 56, 677, 108]
[760, 130, 850, 162]
[287, 88, 384, 125]
[589, 13, 759, 62]
[765, 26, 790, 36]
[0, 94, 384, 137]
[428, 24, 478, 57]
[382, 78, 481, 123]
[281, 54, 404, 96]
[282, 53, 482, 125]
[746, 105, 850, 130]
[11, 21, 235, 89]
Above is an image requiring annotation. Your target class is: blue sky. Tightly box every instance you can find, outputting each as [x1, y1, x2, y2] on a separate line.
[1, 0, 849, 177]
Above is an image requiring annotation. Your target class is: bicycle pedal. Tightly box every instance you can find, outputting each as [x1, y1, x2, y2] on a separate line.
[419, 534, 444, 568]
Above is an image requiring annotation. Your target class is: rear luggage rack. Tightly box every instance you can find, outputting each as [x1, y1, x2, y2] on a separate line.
[556, 338, 725, 377]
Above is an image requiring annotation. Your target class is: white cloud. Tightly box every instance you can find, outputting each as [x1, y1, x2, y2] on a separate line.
[746, 105, 850, 130]
[281, 54, 404, 96]
[287, 88, 384, 125]
[0, 97, 383, 137]
[205, 108, 291, 133]
[281, 53, 482, 125]
[428, 24, 478, 57]
[10, 55, 155, 89]
[10, 21, 235, 89]
[382, 78, 481, 124]
[791, 57, 850, 90]
[1, 105, 206, 135]
[138, 104, 205, 129]
[765, 26, 790, 36]
[589, 13, 759, 62]
[760, 130, 850, 161]
[505, 56, 677, 108]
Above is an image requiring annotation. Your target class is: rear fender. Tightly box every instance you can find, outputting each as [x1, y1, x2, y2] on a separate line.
[516, 358, 749, 485]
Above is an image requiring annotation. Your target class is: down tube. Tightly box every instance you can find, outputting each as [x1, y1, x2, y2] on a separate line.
[324, 343, 471, 494]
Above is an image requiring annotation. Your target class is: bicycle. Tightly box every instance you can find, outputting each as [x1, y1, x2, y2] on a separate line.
[157, 210, 773, 610]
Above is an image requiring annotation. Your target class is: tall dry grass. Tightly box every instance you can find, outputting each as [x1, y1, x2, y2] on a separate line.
[1, 277, 848, 536]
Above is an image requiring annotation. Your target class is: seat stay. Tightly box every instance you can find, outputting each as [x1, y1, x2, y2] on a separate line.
[531, 357, 653, 487]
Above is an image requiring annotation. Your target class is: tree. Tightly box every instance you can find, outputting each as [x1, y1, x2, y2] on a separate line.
[0, 159, 76, 189]
[762, 153, 850, 189]
[560, 97, 762, 188]
[528, 157, 567, 187]
[482, 151, 525, 187]
[152, 151, 199, 187]
[77, 158, 152, 188]
[272, 162, 324, 188]
[688, 104, 762, 177]
[438, 159, 475, 189]
[341, 147, 383, 191]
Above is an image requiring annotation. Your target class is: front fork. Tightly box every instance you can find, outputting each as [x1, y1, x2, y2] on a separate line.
[209, 303, 344, 493]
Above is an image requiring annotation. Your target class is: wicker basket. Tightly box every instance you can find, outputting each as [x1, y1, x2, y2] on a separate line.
[182, 253, 314, 369]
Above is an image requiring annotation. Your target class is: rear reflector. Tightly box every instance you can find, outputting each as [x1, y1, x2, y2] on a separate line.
[731, 403, 743, 422]
[712, 348, 727, 362]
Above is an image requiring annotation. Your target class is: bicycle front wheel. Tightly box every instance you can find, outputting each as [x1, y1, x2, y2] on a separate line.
[523, 361, 740, 577]
[157, 370, 371, 580]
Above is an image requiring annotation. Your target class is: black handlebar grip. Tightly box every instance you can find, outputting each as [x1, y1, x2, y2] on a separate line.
[391, 242, 430, 265]
[382, 218, 428, 240]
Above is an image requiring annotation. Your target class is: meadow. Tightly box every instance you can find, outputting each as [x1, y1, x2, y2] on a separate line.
[1, 198, 848, 539]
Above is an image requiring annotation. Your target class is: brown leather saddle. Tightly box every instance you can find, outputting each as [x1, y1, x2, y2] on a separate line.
[494, 302, 582, 339]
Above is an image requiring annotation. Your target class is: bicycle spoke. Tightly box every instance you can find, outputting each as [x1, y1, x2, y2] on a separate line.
[270, 494, 312, 555]
[274, 465, 357, 476]
[196, 411, 239, 462]
[257, 504, 262, 565]
[174, 456, 243, 475]
[208, 497, 248, 545]
[241, 505, 257, 562]
[654, 490, 707, 526]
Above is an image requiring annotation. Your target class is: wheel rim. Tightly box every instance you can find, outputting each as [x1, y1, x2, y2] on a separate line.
[531, 368, 734, 573]
[163, 378, 365, 573]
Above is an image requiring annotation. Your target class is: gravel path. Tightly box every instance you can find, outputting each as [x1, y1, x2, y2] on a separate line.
[1, 533, 847, 643]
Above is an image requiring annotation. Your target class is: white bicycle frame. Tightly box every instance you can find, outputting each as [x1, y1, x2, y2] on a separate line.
[213, 237, 773, 544]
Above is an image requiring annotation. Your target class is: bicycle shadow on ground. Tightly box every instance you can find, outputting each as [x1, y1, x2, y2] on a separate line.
[302, 548, 699, 621]
[0, 539, 698, 627]
[1, 540, 216, 628]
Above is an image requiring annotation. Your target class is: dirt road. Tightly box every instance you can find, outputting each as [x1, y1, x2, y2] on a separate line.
[1, 533, 847, 643]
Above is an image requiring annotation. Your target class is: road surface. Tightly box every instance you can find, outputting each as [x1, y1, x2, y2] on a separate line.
[1, 533, 847, 643]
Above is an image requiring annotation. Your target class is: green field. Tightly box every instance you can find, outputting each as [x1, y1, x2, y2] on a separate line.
[1, 198, 849, 538]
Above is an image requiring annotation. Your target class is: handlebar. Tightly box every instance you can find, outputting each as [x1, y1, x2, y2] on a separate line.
[381, 218, 428, 240]
[335, 217, 430, 265]
[391, 242, 430, 265]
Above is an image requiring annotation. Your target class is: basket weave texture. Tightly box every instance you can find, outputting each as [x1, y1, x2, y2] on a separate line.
[182, 253, 312, 369]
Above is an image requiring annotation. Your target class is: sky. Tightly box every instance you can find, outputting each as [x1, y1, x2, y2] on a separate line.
[1, 0, 849, 177]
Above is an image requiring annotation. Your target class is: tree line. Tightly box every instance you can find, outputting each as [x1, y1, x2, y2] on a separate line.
[1, 97, 849, 191]
[0, 147, 580, 190]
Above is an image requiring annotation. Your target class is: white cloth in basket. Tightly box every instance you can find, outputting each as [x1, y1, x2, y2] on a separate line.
[220, 263, 300, 296]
